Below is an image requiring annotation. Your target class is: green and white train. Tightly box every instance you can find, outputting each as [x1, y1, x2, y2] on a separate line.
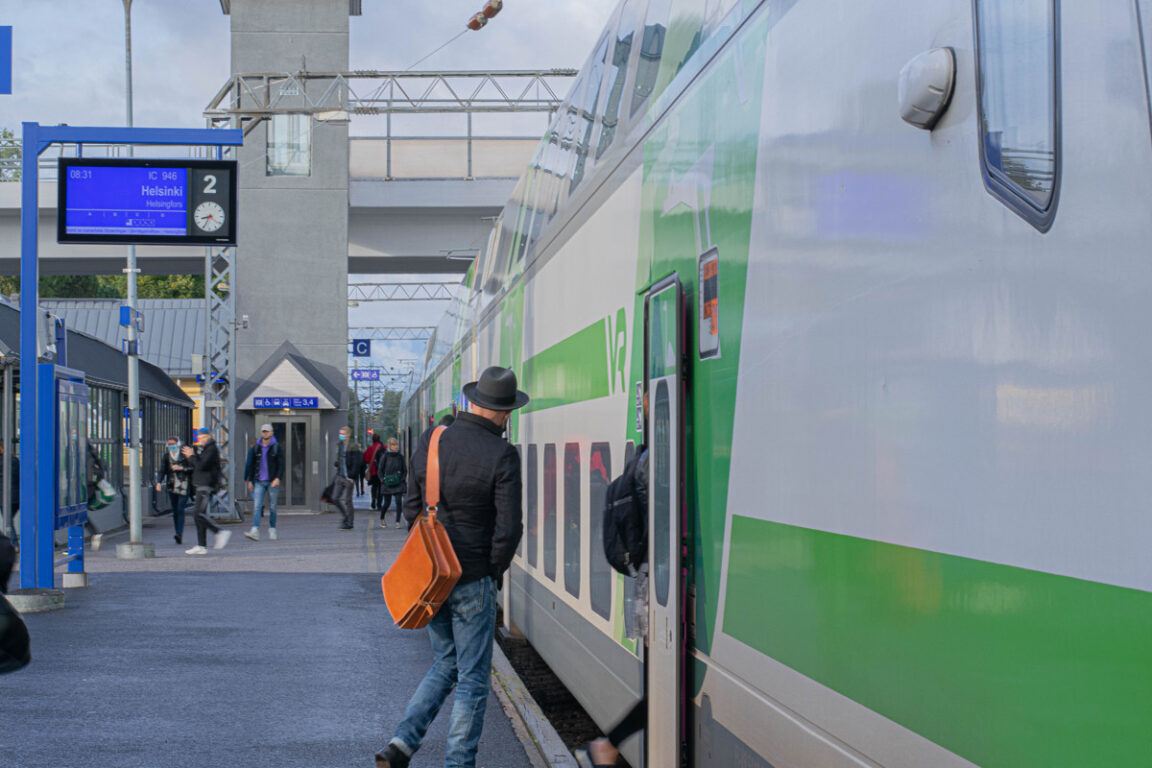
[401, 0, 1152, 765]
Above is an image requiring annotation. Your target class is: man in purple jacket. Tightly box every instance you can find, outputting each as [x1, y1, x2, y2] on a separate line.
[244, 424, 283, 541]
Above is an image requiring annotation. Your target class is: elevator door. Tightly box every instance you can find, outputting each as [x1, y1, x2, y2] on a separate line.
[269, 417, 312, 508]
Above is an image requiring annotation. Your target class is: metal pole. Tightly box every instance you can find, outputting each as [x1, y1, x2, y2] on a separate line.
[121, 0, 150, 556]
[1, 366, 11, 540]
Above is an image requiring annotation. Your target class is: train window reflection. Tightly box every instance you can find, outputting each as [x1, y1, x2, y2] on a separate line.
[589, 442, 612, 619]
[527, 444, 539, 568]
[544, 443, 557, 581]
[571, 35, 611, 194]
[597, 0, 640, 159]
[563, 443, 582, 598]
[515, 444, 524, 558]
[653, 381, 670, 607]
[974, 0, 1059, 228]
[631, 0, 671, 117]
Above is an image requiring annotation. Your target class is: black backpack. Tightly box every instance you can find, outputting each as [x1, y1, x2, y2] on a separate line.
[602, 447, 647, 575]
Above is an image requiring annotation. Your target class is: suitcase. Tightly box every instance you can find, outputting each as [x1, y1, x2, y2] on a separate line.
[381, 426, 461, 629]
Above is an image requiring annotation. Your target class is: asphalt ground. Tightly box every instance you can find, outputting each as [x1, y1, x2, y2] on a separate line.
[2, 491, 537, 768]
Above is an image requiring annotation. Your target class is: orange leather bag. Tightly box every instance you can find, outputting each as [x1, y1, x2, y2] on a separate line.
[381, 426, 462, 629]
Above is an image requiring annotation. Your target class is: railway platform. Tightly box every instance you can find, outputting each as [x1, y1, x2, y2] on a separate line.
[3, 493, 573, 768]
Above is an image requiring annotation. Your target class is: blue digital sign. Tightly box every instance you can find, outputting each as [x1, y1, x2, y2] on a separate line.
[58, 158, 236, 246]
[0, 27, 12, 95]
[65, 165, 188, 237]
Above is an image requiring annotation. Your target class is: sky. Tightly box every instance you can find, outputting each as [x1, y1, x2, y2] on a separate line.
[0, 0, 620, 387]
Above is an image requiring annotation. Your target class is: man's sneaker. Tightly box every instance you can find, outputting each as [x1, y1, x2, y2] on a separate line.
[214, 530, 232, 550]
[395, 522, 402, 529]
[374, 743, 410, 768]
[244, 527, 259, 541]
[269, 528, 277, 541]
[184, 545, 207, 555]
[380, 519, 387, 529]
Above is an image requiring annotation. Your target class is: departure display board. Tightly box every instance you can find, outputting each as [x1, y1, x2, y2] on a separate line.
[58, 158, 237, 245]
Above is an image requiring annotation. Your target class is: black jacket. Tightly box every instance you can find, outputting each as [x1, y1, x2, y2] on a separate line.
[404, 412, 522, 584]
[186, 440, 221, 491]
[157, 451, 191, 495]
[377, 450, 407, 493]
[244, 439, 283, 483]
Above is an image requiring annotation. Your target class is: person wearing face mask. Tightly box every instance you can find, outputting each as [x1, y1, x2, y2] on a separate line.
[181, 428, 230, 554]
[333, 426, 356, 530]
[155, 437, 192, 545]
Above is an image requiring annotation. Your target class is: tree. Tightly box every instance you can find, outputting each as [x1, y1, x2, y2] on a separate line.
[0, 128, 19, 183]
[0, 274, 205, 300]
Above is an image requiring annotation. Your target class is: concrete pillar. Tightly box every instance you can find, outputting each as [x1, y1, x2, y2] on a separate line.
[225, 0, 355, 505]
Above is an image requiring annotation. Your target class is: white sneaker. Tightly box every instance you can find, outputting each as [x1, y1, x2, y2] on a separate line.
[395, 522, 402, 529]
[269, 528, 277, 541]
[214, 530, 232, 550]
[185, 545, 207, 555]
[380, 519, 388, 529]
[244, 527, 259, 541]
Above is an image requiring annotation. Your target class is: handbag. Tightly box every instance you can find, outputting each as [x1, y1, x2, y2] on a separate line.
[0, 595, 31, 675]
[380, 426, 462, 629]
[320, 476, 337, 504]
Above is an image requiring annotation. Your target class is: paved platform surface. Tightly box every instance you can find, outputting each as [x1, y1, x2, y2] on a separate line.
[3, 493, 537, 768]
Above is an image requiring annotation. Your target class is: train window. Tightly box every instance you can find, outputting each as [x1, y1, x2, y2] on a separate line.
[653, 380, 671, 608]
[589, 442, 612, 619]
[563, 443, 582, 598]
[543, 443, 557, 581]
[974, 0, 1060, 231]
[527, 444, 539, 568]
[515, 444, 524, 558]
[698, 247, 720, 359]
[621, 440, 637, 626]
[597, 0, 641, 159]
[571, 34, 612, 194]
[631, 0, 671, 117]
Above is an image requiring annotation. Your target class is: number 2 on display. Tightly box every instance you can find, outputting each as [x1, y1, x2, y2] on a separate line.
[203, 175, 217, 194]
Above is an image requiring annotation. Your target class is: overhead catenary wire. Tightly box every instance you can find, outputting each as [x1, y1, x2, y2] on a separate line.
[405, 30, 469, 71]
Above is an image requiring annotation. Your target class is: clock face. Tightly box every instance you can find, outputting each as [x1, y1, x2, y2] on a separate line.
[194, 201, 226, 233]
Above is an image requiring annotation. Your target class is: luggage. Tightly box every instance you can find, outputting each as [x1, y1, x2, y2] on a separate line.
[381, 426, 461, 629]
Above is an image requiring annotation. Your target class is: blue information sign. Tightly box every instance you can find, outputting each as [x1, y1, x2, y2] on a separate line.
[253, 397, 319, 409]
[351, 369, 380, 381]
[0, 27, 11, 95]
[58, 158, 237, 245]
[351, 339, 371, 357]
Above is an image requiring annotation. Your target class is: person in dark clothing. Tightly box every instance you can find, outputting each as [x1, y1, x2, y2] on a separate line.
[364, 434, 384, 510]
[155, 437, 192, 545]
[349, 443, 366, 496]
[375, 366, 527, 768]
[333, 426, 355, 529]
[243, 423, 284, 542]
[377, 437, 407, 529]
[181, 428, 230, 554]
[0, 527, 30, 674]
[438, 414, 455, 427]
[0, 444, 18, 545]
[0, 528, 13, 594]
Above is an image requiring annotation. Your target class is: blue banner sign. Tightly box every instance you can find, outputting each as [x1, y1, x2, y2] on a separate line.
[253, 397, 319, 409]
[0, 27, 11, 95]
[351, 339, 371, 357]
[351, 369, 380, 381]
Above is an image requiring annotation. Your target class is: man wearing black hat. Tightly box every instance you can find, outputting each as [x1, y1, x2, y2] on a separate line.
[375, 366, 527, 768]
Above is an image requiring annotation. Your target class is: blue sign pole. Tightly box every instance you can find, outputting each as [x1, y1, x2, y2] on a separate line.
[0, 26, 11, 95]
[18, 123, 242, 590]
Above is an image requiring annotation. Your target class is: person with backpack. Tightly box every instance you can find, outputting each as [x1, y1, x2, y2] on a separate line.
[587, 402, 651, 768]
[363, 434, 384, 511]
[377, 437, 407, 529]
[181, 428, 231, 555]
[155, 436, 192, 545]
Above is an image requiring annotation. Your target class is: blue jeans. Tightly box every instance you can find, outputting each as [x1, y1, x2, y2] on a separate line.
[168, 492, 189, 537]
[251, 481, 278, 528]
[392, 576, 497, 768]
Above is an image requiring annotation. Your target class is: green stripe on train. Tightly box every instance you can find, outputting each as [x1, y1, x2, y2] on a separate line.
[521, 310, 627, 414]
[724, 516, 1152, 768]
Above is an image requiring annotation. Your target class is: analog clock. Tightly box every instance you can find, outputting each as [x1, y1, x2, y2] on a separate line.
[194, 201, 226, 233]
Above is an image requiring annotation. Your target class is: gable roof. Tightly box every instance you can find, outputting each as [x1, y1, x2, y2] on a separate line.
[236, 340, 344, 410]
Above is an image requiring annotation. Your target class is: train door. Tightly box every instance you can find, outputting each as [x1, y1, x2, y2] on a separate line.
[645, 276, 685, 767]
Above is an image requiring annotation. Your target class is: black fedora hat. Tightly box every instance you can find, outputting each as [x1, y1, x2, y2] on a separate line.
[463, 366, 530, 411]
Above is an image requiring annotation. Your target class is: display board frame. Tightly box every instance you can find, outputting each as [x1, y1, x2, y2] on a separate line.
[57, 157, 238, 246]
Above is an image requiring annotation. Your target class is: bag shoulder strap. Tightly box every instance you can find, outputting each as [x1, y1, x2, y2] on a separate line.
[425, 426, 446, 520]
